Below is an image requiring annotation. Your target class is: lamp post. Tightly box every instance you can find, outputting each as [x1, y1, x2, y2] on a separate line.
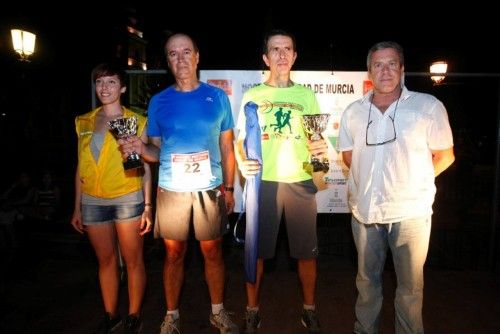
[11, 29, 36, 61]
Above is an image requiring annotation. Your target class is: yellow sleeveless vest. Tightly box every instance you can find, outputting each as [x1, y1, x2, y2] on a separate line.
[75, 107, 147, 198]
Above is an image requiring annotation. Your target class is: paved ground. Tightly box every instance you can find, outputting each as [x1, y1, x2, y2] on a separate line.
[1, 217, 500, 334]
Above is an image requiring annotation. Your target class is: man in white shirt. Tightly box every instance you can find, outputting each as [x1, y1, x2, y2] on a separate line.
[339, 41, 455, 334]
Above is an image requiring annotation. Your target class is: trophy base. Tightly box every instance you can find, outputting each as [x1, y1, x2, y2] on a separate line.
[303, 161, 329, 173]
[123, 158, 143, 170]
[311, 160, 329, 173]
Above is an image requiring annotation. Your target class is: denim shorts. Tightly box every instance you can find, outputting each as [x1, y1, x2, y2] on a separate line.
[82, 202, 144, 225]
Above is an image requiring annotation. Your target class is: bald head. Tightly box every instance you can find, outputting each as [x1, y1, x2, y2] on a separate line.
[164, 33, 199, 55]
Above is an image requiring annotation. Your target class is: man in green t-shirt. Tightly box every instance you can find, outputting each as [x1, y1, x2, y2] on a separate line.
[236, 29, 328, 333]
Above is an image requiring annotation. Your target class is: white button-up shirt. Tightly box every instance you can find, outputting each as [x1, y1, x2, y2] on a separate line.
[338, 87, 454, 224]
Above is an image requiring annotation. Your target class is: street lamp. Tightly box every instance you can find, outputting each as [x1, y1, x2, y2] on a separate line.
[11, 29, 36, 61]
[430, 61, 448, 85]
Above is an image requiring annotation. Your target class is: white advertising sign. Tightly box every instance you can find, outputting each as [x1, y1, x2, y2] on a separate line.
[200, 70, 369, 213]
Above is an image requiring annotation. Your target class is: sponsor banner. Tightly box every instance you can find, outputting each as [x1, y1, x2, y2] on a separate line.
[200, 70, 368, 213]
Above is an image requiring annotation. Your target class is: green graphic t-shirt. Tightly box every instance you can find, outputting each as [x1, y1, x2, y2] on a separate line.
[237, 83, 321, 183]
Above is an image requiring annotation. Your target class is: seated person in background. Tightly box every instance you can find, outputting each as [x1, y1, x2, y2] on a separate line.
[0, 199, 19, 249]
[1, 171, 35, 220]
[33, 171, 61, 221]
[0, 171, 35, 248]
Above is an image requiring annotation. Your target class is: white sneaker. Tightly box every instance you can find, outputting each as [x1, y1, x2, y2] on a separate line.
[210, 309, 239, 333]
[160, 314, 180, 334]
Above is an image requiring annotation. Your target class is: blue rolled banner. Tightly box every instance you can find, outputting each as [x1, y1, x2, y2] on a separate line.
[243, 101, 262, 283]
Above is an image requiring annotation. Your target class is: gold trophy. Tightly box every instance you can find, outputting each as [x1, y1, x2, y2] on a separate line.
[302, 114, 330, 173]
[108, 116, 143, 170]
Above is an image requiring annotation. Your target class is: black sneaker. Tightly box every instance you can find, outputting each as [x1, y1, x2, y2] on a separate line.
[93, 313, 122, 334]
[301, 309, 321, 333]
[244, 309, 261, 333]
[124, 314, 143, 334]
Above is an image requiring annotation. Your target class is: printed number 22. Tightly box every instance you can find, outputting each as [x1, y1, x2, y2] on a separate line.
[184, 162, 200, 173]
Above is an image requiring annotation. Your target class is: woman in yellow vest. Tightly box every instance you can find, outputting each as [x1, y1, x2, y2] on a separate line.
[71, 63, 152, 333]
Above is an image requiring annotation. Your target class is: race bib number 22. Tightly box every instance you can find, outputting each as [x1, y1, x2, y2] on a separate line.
[171, 150, 213, 188]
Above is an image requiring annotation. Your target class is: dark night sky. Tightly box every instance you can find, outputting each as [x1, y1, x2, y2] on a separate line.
[2, 4, 500, 73]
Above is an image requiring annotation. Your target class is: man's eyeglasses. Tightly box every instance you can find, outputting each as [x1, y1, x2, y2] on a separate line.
[365, 96, 399, 146]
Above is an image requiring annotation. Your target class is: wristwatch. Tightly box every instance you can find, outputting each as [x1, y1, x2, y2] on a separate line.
[224, 185, 234, 192]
